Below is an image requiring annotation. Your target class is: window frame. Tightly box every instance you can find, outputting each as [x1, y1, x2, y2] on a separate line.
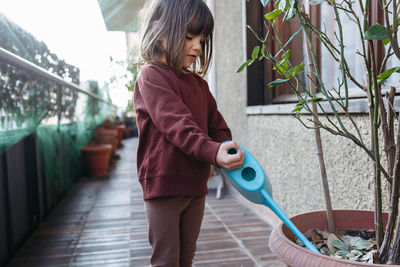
[245, 0, 391, 115]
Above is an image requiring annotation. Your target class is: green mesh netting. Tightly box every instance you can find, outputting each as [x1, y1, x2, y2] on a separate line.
[0, 13, 115, 203]
[0, 11, 81, 152]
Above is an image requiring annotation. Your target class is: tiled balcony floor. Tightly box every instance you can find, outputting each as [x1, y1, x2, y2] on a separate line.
[7, 138, 285, 267]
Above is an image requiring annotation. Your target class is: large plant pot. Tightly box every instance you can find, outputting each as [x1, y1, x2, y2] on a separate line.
[269, 210, 391, 267]
[112, 125, 126, 147]
[80, 144, 112, 177]
[94, 127, 118, 156]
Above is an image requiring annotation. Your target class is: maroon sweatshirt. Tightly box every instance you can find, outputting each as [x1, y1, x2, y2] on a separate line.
[134, 64, 232, 200]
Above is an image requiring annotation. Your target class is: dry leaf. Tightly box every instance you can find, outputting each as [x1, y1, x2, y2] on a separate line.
[311, 230, 323, 243]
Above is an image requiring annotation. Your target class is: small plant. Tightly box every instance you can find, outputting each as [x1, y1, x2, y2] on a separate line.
[238, 0, 400, 264]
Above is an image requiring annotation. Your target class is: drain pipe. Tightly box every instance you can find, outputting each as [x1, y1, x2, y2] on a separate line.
[206, 0, 225, 198]
[206, 0, 216, 98]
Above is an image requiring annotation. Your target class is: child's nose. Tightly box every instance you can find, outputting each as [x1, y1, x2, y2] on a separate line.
[193, 41, 201, 51]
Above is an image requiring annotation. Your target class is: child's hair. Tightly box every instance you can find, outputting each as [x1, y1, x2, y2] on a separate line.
[138, 0, 214, 77]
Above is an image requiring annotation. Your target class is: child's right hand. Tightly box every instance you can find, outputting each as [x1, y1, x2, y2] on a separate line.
[216, 141, 244, 170]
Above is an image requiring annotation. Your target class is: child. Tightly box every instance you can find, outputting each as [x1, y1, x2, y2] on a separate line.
[134, 0, 244, 266]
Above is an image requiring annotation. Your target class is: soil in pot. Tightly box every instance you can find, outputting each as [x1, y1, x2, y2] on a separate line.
[269, 210, 392, 267]
[296, 229, 378, 264]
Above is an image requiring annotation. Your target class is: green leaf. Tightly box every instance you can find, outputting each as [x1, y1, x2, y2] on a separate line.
[310, 0, 325, 5]
[281, 50, 291, 60]
[382, 37, 390, 45]
[281, 59, 289, 70]
[267, 78, 290, 87]
[251, 46, 260, 59]
[265, 9, 283, 20]
[236, 59, 254, 73]
[332, 240, 349, 252]
[295, 99, 305, 107]
[293, 62, 304, 72]
[350, 237, 374, 250]
[287, 62, 304, 77]
[260, 0, 271, 7]
[378, 67, 397, 80]
[259, 44, 266, 60]
[273, 63, 288, 76]
[276, 55, 289, 75]
[292, 106, 303, 113]
[377, 67, 398, 84]
[365, 24, 388, 40]
[308, 97, 323, 102]
[336, 250, 349, 257]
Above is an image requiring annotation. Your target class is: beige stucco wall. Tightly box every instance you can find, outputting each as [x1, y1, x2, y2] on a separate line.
[212, 0, 388, 226]
[213, 0, 248, 145]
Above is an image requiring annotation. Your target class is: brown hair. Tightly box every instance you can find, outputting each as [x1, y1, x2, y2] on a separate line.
[138, 0, 214, 77]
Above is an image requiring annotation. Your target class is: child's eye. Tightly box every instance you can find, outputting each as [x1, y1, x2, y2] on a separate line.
[185, 36, 193, 40]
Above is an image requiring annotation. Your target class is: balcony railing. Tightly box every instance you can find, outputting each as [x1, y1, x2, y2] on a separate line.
[0, 46, 120, 266]
[0, 46, 114, 105]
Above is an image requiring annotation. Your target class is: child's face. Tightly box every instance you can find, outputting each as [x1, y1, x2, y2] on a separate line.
[182, 33, 204, 68]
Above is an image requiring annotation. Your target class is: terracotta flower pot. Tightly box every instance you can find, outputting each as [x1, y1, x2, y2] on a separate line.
[123, 127, 131, 138]
[269, 210, 391, 267]
[80, 144, 112, 177]
[103, 119, 112, 128]
[94, 127, 118, 156]
[112, 125, 126, 147]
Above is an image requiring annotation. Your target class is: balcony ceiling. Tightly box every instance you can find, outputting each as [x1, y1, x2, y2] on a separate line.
[97, 0, 145, 32]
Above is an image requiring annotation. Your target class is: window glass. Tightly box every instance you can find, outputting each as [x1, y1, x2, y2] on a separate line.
[384, 5, 400, 86]
[320, 3, 365, 93]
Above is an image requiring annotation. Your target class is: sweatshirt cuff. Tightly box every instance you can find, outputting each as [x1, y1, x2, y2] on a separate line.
[197, 140, 221, 166]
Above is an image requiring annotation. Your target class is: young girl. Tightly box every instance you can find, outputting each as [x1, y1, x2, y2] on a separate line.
[134, 0, 244, 266]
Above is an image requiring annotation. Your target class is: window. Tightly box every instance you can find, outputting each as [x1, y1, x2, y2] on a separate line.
[245, 0, 388, 108]
[246, 0, 309, 105]
[320, 1, 385, 96]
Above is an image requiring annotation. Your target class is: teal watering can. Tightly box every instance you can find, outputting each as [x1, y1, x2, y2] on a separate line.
[219, 145, 319, 254]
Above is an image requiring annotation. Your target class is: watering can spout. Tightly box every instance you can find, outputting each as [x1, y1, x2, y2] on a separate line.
[219, 145, 319, 254]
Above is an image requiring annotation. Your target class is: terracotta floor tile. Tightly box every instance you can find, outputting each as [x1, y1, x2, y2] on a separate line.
[7, 138, 284, 267]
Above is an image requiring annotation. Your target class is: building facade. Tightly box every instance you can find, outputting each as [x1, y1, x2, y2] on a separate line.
[107, 0, 387, 226]
[210, 0, 383, 226]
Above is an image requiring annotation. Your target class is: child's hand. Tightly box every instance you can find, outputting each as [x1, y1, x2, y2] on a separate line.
[216, 141, 244, 170]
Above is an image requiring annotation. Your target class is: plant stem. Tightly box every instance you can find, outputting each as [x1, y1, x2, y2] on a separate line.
[304, 24, 335, 233]
[380, 99, 400, 261]
[331, 1, 349, 107]
[297, 6, 354, 142]
[383, 0, 400, 59]
[369, 40, 384, 250]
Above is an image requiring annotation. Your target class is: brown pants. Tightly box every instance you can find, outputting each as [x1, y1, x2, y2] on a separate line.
[145, 195, 206, 267]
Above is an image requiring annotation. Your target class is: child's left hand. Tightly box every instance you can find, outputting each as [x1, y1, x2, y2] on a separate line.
[216, 141, 244, 170]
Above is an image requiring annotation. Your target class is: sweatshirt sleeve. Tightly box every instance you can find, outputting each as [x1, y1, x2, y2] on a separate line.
[137, 66, 221, 165]
[205, 84, 232, 143]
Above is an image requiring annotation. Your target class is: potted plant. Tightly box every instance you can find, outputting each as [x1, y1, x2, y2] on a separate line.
[80, 142, 112, 177]
[238, 0, 400, 265]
